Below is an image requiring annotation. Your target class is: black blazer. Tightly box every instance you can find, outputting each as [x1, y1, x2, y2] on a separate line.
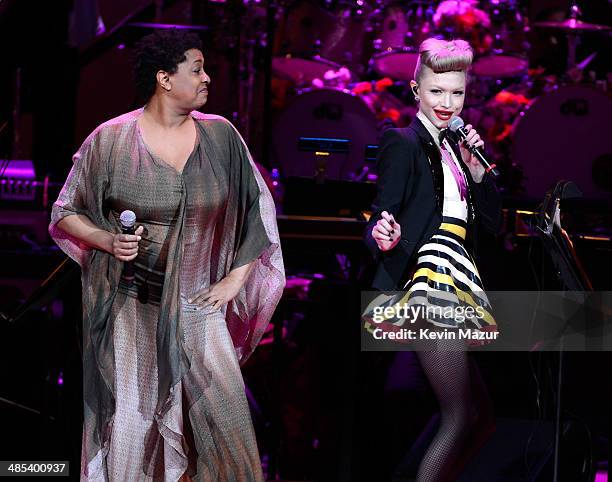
[364, 117, 502, 290]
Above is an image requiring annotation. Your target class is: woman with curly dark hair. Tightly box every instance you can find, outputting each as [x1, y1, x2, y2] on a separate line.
[49, 29, 285, 481]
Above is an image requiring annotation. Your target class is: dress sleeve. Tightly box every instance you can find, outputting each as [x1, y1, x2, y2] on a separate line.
[48, 128, 109, 267]
[225, 122, 286, 364]
[229, 136, 273, 271]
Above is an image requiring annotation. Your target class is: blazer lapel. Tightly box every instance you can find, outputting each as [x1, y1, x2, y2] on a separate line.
[408, 117, 444, 215]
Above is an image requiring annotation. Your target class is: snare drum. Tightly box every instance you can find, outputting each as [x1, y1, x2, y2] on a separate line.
[272, 88, 380, 180]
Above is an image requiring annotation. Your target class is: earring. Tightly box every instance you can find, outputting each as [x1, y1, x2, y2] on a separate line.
[414, 95, 420, 102]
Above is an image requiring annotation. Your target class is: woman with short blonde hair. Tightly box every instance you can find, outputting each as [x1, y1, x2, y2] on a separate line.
[365, 37, 501, 481]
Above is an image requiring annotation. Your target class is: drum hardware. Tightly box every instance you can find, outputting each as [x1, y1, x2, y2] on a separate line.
[561, 51, 600, 85]
[0, 159, 62, 210]
[531, 18, 611, 33]
[236, 0, 269, 143]
[472, 0, 529, 79]
[368, 0, 434, 81]
[297, 136, 351, 182]
[364, 144, 377, 164]
[298, 137, 350, 154]
[269, 0, 609, 199]
[272, 0, 371, 83]
[531, 2, 611, 72]
[276, 137, 379, 184]
[0, 160, 54, 245]
[0, 160, 62, 246]
[486, 0, 529, 50]
[1, 160, 36, 202]
[272, 88, 379, 180]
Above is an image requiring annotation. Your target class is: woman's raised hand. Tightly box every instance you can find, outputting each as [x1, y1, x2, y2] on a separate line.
[111, 225, 144, 261]
[459, 123, 486, 183]
[372, 211, 401, 252]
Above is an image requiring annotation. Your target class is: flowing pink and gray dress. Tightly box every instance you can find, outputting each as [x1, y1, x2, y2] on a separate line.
[49, 109, 285, 481]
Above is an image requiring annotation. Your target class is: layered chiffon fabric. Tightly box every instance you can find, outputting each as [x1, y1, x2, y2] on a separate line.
[49, 109, 285, 480]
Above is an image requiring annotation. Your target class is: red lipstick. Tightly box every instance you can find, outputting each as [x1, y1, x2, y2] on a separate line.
[434, 109, 453, 121]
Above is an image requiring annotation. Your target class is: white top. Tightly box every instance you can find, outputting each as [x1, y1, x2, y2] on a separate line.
[416, 112, 468, 221]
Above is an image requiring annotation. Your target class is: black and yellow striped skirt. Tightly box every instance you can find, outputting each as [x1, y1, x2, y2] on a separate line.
[364, 217, 497, 338]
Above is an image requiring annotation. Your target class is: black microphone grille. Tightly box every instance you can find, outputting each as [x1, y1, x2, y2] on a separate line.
[448, 116, 465, 133]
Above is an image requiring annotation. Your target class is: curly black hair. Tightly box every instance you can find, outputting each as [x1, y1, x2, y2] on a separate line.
[134, 29, 202, 103]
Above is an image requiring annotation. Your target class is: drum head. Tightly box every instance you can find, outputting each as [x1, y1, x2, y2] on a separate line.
[377, 6, 411, 50]
[273, 0, 368, 78]
[272, 88, 379, 179]
[472, 54, 528, 78]
[272, 56, 342, 84]
[512, 86, 612, 200]
[370, 49, 419, 81]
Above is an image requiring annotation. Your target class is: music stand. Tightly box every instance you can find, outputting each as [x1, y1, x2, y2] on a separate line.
[535, 180, 594, 481]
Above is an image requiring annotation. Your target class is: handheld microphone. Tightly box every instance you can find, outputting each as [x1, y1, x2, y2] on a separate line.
[119, 210, 137, 287]
[448, 117, 499, 178]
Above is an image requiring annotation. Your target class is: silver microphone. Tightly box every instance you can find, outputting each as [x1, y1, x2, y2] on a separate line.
[119, 210, 137, 286]
[449, 117, 499, 178]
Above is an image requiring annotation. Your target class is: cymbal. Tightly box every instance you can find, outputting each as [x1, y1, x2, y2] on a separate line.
[532, 18, 611, 32]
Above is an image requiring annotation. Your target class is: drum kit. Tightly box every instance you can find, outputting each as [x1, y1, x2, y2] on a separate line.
[269, 0, 612, 200]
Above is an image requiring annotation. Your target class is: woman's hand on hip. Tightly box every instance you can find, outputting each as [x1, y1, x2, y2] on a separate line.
[188, 276, 242, 311]
[111, 225, 143, 261]
[372, 211, 401, 252]
[459, 124, 486, 183]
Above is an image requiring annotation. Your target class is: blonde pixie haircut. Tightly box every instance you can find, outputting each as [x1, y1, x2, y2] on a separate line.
[413, 38, 473, 82]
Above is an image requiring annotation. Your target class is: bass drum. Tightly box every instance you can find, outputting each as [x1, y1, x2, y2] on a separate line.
[272, 88, 379, 180]
[512, 86, 612, 200]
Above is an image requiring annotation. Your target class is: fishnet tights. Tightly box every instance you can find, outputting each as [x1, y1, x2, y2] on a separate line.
[415, 344, 472, 482]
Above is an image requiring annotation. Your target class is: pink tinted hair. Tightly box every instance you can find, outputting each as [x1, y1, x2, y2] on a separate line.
[414, 38, 473, 82]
